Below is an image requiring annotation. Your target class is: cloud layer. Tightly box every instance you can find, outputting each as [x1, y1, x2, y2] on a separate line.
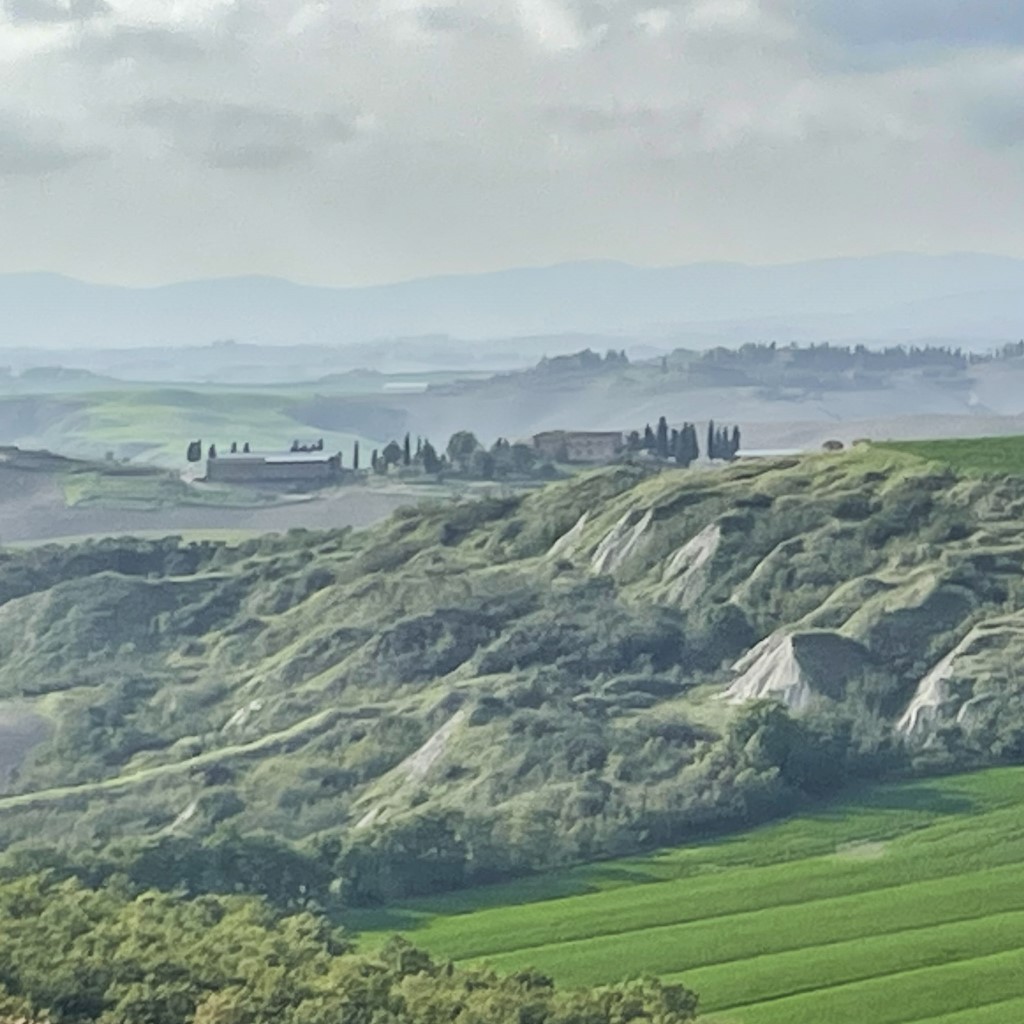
[2, 0, 1023, 285]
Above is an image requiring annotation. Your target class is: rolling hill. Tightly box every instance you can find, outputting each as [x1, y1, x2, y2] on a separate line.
[2, 442, 1024, 914]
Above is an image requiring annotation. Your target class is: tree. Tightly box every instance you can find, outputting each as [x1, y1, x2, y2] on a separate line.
[510, 442, 537, 475]
[381, 441, 403, 468]
[353, 441, 360, 470]
[447, 431, 481, 470]
[686, 423, 701, 464]
[469, 449, 495, 480]
[643, 424, 656, 451]
[243, 442, 251, 453]
[230, 441, 238, 453]
[421, 440, 441, 474]
[707, 420, 715, 460]
[674, 424, 698, 467]
[656, 417, 670, 459]
[186, 440, 202, 463]
[403, 433, 412, 466]
[731, 425, 741, 458]
[208, 444, 217, 459]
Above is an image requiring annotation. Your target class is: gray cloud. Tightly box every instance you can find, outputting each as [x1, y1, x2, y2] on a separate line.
[134, 100, 357, 170]
[416, 5, 497, 34]
[966, 88, 1024, 149]
[797, 0, 1024, 49]
[4, 0, 109, 23]
[0, 117, 101, 175]
[74, 26, 208, 64]
[2, 0, 1024, 286]
[542, 102, 696, 136]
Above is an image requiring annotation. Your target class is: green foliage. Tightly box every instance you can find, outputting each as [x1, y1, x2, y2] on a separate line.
[0, 875, 698, 1024]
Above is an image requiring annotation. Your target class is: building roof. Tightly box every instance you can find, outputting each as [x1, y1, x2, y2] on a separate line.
[213, 451, 335, 464]
[533, 430, 624, 440]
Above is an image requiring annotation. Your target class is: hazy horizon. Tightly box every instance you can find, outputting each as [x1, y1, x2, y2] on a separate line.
[5, 248, 1024, 291]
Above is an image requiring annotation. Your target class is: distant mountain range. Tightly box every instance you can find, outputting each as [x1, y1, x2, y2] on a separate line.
[2, 252, 1024, 349]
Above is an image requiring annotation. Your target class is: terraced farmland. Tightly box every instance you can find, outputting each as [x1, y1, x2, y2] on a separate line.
[349, 768, 1024, 1023]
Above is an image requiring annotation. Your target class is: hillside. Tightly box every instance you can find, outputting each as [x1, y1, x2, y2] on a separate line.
[2, 444, 1024, 906]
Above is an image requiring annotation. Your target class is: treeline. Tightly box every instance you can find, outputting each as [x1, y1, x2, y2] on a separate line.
[366, 430, 553, 482]
[0, 873, 698, 1024]
[693, 341, 971, 371]
[626, 417, 740, 465]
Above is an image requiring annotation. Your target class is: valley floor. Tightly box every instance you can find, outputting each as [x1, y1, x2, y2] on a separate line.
[348, 767, 1024, 1023]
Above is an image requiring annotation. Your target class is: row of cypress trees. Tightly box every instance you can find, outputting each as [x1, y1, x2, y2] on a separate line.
[630, 418, 741, 465]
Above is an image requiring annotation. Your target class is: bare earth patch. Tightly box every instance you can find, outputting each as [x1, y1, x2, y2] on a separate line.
[0, 706, 51, 789]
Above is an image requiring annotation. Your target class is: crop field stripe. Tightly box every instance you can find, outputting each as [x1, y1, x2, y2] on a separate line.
[354, 768, 1024, 1022]
[396, 786, 1024, 959]
[423, 849, 1024, 964]
[910, 994, 1024, 1024]
[467, 863, 1024, 987]
[715, 947, 1024, 1024]
[675, 907, 1024, 1012]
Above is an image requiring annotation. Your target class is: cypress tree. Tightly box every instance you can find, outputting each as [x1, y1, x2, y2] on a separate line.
[353, 441, 360, 470]
[731, 425, 741, 458]
[422, 440, 441, 474]
[707, 420, 715, 460]
[656, 416, 670, 459]
[403, 433, 412, 466]
[643, 424, 656, 450]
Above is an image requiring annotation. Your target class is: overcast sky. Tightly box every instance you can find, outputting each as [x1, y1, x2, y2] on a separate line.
[2, 0, 1023, 286]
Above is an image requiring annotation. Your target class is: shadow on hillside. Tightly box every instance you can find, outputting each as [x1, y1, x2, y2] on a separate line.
[339, 779, 984, 938]
[841, 780, 978, 817]
[339, 863, 675, 937]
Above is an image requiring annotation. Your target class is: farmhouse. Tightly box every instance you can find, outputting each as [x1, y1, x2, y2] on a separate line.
[533, 430, 624, 464]
[206, 450, 343, 485]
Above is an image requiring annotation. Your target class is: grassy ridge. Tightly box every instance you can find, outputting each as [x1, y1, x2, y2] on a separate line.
[351, 767, 1024, 1022]
[879, 435, 1024, 475]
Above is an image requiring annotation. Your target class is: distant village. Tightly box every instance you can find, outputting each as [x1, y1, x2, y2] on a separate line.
[186, 418, 743, 488]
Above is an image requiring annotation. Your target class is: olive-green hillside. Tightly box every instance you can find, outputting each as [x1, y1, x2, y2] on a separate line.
[2, 446, 1024, 908]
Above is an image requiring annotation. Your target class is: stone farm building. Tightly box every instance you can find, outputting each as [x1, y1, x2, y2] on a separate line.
[206, 450, 343, 485]
[533, 430, 624, 464]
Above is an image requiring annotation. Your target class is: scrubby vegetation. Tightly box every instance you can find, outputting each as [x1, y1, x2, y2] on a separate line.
[2, 446, 1024, 910]
[0, 873, 696, 1024]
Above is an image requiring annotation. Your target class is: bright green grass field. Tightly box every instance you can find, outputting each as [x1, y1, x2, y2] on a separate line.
[348, 768, 1024, 1023]
[879, 435, 1024, 476]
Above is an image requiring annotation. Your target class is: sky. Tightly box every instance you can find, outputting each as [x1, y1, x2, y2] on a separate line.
[2, 0, 1024, 286]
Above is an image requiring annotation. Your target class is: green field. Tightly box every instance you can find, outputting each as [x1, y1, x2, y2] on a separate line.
[880, 435, 1024, 476]
[349, 768, 1024, 1022]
